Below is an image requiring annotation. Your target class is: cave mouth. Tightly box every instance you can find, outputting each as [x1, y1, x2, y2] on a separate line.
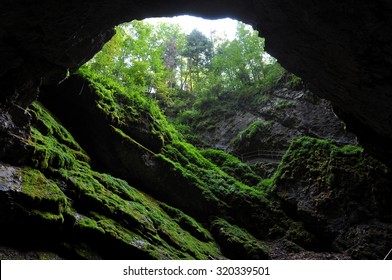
[68, 15, 356, 156]
[39, 15, 358, 182]
[2, 1, 390, 262]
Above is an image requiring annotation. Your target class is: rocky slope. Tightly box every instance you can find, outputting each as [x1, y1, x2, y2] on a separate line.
[182, 79, 357, 156]
[1, 73, 391, 259]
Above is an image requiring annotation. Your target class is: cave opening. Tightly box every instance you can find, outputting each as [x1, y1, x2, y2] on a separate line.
[2, 2, 392, 261]
[37, 16, 369, 258]
[40, 15, 357, 175]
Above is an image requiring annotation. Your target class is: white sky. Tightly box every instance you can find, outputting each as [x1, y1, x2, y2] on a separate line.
[144, 15, 239, 41]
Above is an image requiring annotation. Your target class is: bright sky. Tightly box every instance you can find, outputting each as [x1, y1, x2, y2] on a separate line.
[145, 15, 239, 41]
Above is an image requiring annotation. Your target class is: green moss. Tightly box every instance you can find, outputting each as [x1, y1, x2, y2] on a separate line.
[211, 218, 270, 259]
[265, 136, 375, 192]
[161, 141, 268, 202]
[56, 163, 222, 259]
[26, 100, 223, 259]
[155, 140, 286, 239]
[285, 221, 316, 249]
[159, 203, 213, 242]
[111, 125, 156, 155]
[78, 67, 179, 146]
[231, 119, 271, 146]
[30, 209, 64, 224]
[285, 73, 303, 89]
[201, 149, 262, 187]
[275, 100, 294, 109]
[243, 120, 263, 139]
[28, 103, 90, 170]
[22, 67, 298, 259]
[21, 167, 67, 214]
[78, 69, 279, 241]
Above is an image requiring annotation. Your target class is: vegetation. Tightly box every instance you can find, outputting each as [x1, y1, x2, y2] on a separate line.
[25, 102, 224, 259]
[82, 20, 288, 146]
[200, 149, 262, 187]
[265, 136, 372, 190]
[23, 52, 288, 258]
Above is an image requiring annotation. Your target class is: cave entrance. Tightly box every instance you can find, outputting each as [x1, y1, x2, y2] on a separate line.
[77, 15, 356, 163]
[77, 16, 297, 159]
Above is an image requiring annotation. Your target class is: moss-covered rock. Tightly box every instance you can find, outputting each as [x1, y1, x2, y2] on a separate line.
[1, 103, 224, 260]
[0, 163, 67, 229]
[29, 102, 90, 170]
[211, 218, 270, 259]
[200, 149, 262, 187]
[39, 73, 291, 242]
[273, 136, 392, 259]
[31, 72, 392, 260]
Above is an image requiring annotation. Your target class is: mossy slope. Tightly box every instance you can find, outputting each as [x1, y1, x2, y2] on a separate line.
[72, 70, 293, 239]
[33, 70, 392, 259]
[1, 102, 223, 259]
[36, 71, 307, 258]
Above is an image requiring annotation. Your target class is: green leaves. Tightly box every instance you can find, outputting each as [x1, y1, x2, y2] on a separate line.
[83, 21, 172, 105]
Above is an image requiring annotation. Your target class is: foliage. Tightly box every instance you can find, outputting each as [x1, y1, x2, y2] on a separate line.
[28, 102, 90, 170]
[84, 21, 174, 107]
[34, 19, 303, 254]
[181, 30, 213, 92]
[80, 60, 277, 238]
[83, 19, 286, 129]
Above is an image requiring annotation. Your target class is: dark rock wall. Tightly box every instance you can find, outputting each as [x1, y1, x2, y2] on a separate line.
[199, 86, 358, 154]
[274, 137, 392, 259]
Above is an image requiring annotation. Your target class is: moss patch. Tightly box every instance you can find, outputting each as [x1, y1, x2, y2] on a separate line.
[211, 218, 270, 259]
[200, 149, 262, 187]
[28, 102, 90, 170]
[21, 167, 67, 214]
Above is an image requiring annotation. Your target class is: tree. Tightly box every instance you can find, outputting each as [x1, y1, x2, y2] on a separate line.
[155, 23, 186, 90]
[84, 21, 172, 103]
[201, 22, 274, 94]
[182, 29, 213, 92]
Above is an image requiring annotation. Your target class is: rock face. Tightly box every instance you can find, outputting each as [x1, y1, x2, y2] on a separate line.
[228, 84, 357, 156]
[38, 74, 392, 259]
[0, 103, 226, 260]
[1, 0, 392, 167]
[274, 137, 392, 259]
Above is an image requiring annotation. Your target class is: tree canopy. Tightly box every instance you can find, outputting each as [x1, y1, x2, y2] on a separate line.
[83, 20, 286, 111]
